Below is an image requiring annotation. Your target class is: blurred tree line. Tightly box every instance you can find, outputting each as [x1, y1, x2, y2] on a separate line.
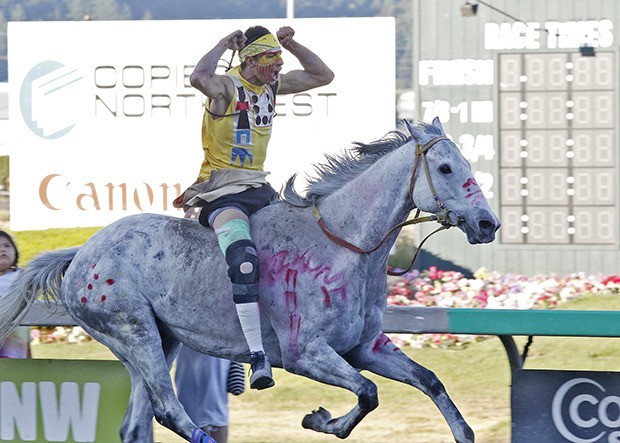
[0, 0, 413, 88]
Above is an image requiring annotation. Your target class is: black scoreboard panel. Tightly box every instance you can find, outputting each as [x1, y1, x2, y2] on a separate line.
[499, 52, 616, 244]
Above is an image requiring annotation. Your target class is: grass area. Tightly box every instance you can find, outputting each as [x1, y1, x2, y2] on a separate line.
[10, 227, 102, 265]
[31, 294, 620, 443]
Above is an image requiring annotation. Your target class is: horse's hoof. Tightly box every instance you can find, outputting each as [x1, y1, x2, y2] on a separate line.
[302, 406, 332, 430]
[456, 425, 475, 443]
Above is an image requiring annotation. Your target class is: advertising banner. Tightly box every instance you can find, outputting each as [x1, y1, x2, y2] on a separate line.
[512, 369, 620, 443]
[7, 18, 395, 230]
[0, 359, 130, 442]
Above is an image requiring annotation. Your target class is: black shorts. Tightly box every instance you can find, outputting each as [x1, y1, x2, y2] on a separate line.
[196, 184, 278, 227]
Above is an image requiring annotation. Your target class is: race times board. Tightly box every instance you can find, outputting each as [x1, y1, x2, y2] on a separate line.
[498, 52, 616, 244]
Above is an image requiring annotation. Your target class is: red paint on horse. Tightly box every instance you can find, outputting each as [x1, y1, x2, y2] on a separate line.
[462, 177, 477, 191]
[462, 177, 483, 200]
[320, 286, 347, 306]
[371, 334, 393, 353]
[284, 268, 302, 359]
[265, 250, 349, 304]
[285, 268, 297, 288]
[263, 251, 352, 359]
[333, 286, 347, 301]
[289, 313, 301, 357]
[285, 269, 298, 312]
[265, 250, 346, 287]
[320, 286, 331, 306]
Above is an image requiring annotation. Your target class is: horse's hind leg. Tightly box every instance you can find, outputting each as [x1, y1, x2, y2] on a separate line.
[119, 338, 182, 442]
[345, 331, 474, 443]
[283, 337, 378, 439]
[83, 321, 198, 442]
[120, 361, 155, 443]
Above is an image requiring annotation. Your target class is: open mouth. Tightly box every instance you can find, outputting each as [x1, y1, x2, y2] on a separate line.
[269, 66, 281, 82]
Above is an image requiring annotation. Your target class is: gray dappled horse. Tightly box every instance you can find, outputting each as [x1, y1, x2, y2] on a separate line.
[0, 118, 499, 443]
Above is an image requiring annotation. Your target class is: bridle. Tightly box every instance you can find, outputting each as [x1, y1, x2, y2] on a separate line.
[409, 135, 461, 228]
[314, 134, 462, 276]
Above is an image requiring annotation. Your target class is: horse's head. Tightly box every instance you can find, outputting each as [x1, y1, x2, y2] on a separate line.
[405, 117, 500, 244]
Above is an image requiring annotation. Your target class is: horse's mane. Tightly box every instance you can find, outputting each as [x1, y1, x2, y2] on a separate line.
[283, 125, 433, 207]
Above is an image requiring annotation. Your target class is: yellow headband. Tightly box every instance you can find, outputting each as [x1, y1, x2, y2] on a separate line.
[239, 33, 281, 60]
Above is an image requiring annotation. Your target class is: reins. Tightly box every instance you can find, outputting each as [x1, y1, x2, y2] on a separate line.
[313, 134, 462, 276]
[314, 206, 439, 255]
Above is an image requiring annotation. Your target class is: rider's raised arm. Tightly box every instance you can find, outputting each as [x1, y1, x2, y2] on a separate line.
[276, 26, 335, 95]
[190, 30, 246, 111]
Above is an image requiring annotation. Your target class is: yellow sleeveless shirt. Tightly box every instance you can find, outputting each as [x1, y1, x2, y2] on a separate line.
[197, 66, 277, 182]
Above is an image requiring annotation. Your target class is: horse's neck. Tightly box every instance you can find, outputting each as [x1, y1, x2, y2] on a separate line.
[318, 149, 414, 254]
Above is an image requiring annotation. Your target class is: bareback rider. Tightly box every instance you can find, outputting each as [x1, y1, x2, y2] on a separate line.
[175, 26, 334, 389]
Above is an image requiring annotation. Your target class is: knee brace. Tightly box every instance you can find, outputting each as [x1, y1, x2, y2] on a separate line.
[225, 239, 260, 304]
[214, 218, 252, 254]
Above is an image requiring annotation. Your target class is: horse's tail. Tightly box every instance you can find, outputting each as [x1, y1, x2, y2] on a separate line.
[0, 247, 79, 346]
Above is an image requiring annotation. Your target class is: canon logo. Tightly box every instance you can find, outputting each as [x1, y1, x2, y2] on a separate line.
[38, 174, 183, 213]
[552, 377, 620, 442]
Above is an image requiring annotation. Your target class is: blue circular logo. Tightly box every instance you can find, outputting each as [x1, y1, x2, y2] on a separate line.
[20, 61, 85, 139]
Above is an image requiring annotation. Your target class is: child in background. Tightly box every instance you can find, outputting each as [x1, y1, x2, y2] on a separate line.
[0, 230, 29, 358]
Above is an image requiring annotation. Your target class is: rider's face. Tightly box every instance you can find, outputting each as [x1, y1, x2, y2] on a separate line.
[252, 51, 283, 84]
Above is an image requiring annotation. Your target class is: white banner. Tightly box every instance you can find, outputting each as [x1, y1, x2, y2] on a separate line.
[8, 18, 395, 230]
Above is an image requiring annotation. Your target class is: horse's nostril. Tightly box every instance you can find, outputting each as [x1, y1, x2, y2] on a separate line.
[479, 219, 496, 234]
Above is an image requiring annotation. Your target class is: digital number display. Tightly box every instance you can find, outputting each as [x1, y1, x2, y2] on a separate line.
[499, 52, 615, 245]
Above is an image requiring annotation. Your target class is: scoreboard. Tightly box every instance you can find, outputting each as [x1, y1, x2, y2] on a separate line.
[411, 1, 620, 275]
[499, 52, 615, 244]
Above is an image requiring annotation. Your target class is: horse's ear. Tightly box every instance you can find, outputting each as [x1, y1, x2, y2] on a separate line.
[404, 119, 424, 141]
[431, 116, 445, 134]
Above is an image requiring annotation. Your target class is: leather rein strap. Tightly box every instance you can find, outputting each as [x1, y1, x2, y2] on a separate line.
[314, 135, 457, 276]
[314, 206, 439, 255]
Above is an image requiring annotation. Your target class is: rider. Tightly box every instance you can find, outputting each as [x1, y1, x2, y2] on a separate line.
[175, 26, 334, 390]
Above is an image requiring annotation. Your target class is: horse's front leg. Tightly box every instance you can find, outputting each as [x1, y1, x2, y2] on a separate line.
[283, 337, 378, 439]
[344, 331, 475, 443]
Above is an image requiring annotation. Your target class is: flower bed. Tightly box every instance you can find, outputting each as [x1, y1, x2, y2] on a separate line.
[30, 267, 620, 349]
[30, 326, 92, 346]
[386, 267, 620, 349]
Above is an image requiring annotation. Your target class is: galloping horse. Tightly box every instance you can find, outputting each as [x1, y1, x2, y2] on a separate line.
[0, 118, 499, 443]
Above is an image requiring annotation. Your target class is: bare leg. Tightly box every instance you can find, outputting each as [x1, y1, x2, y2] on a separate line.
[344, 331, 475, 443]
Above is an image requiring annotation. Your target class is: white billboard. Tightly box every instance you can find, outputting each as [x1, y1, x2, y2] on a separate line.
[8, 18, 395, 230]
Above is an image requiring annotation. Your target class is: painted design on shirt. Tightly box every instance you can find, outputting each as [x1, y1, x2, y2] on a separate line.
[231, 85, 275, 167]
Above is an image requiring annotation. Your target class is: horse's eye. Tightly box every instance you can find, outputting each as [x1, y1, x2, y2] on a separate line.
[439, 164, 452, 174]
